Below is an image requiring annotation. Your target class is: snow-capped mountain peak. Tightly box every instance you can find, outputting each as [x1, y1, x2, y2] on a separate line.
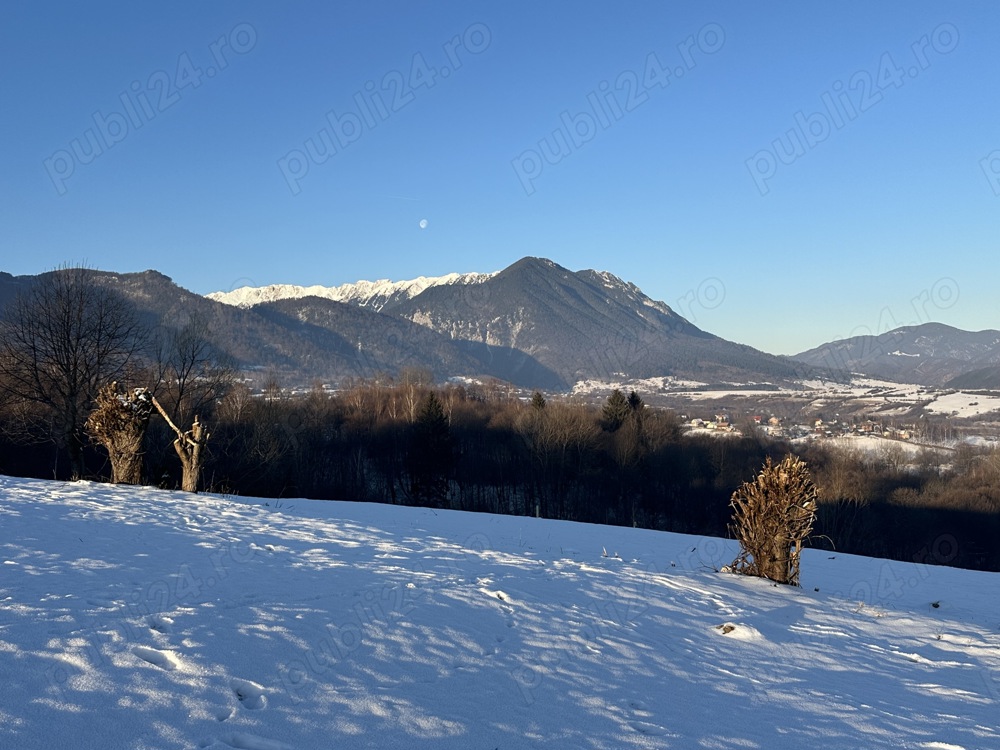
[207, 271, 497, 311]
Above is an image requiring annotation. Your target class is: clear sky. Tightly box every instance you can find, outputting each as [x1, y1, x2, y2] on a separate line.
[2, 2, 999, 355]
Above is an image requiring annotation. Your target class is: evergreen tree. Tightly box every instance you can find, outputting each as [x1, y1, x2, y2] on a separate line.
[602, 389, 630, 431]
[406, 392, 453, 507]
[627, 390, 644, 414]
[530, 391, 547, 411]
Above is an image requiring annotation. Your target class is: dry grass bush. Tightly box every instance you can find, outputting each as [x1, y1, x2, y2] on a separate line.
[730, 455, 818, 586]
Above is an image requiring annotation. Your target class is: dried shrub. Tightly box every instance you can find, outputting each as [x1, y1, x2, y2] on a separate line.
[730, 455, 818, 586]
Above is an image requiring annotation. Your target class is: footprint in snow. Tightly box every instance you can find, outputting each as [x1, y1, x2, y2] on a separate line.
[86, 597, 118, 610]
[480, 587, 510, 603]
[630, 721, 669, 736]
[625, 699, 670, 737]
[198, 733, 293, 750]
[231, 678, 267, 710]
[147, 614, 174, 633]
[133, 645, 180, 671]
[628, 699, 652, 717]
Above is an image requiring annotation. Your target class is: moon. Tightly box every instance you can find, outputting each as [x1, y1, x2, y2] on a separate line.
[418, 219, 428, 230]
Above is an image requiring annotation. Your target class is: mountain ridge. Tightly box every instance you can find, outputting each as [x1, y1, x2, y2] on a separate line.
[207, 271, 497, 311]
[0, 260, 814, 389]
[793, 322, 1000, 387]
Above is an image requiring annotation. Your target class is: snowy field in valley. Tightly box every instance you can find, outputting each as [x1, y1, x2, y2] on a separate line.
[574, 376, 1000, 422]
[2, 476, 999, 749]
[923, 391, 1000, 419]
[811, 434, 949, 459]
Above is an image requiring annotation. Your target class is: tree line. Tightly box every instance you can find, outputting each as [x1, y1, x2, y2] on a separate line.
[1, 268, 999, 573]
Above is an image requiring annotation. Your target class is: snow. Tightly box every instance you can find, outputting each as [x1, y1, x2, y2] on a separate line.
[817, 434, 946, 459]
[680, 388, 786, 400]
[2, 476, 1000, 749]
[574, 376, 1000, 424]
[572, 375, 710, 395]
[924, 391, 1000, 419]
[206, 272, 497, 310]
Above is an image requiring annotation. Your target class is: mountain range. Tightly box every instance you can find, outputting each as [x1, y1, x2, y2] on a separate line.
[2, 259, 997, 391]
[203, 257, 808, 388]
[793, 322, 1000, 389]
[207, 271, 497, 311]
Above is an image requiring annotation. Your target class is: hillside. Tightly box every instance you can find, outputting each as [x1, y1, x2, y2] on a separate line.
[794, 323, 1000, 386]
[256, 296, 565, 389]
[946, 365, 1000, 390]
[1, 476, 997, 749]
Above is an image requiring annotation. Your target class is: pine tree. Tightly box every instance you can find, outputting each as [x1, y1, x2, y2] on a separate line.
[627, 389, 644, 414]
[602, 389, 631, 432]
[406, 392, 454, 507]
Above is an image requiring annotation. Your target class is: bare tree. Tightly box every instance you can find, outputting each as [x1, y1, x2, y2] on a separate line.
[730, 455, 818, 586]
[150, 315, 236, 425]
[0, 267, 145, 478]
[518, 401, 598, 519]
[399, 367, 433, 422]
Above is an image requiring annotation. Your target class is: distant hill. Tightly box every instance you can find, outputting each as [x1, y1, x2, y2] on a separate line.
[793, 322, 1000, 386]
[945, 365, 1000, 390]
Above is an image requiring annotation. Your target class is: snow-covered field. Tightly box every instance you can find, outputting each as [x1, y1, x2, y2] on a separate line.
[2, 477, 999, 749]
[575, 376, 1000, 426]
[814, 434, 949, 459]
[924, 391, 1000, 419]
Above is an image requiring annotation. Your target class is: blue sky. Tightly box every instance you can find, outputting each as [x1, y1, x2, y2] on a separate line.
[2, 2, 999, 355]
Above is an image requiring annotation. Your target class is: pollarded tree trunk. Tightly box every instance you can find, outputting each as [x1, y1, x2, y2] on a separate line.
[85, 383, 153, 484]
[176, 416, 209, 493]
[151, 396, 210, 493]
[729, 455, 818, 586]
